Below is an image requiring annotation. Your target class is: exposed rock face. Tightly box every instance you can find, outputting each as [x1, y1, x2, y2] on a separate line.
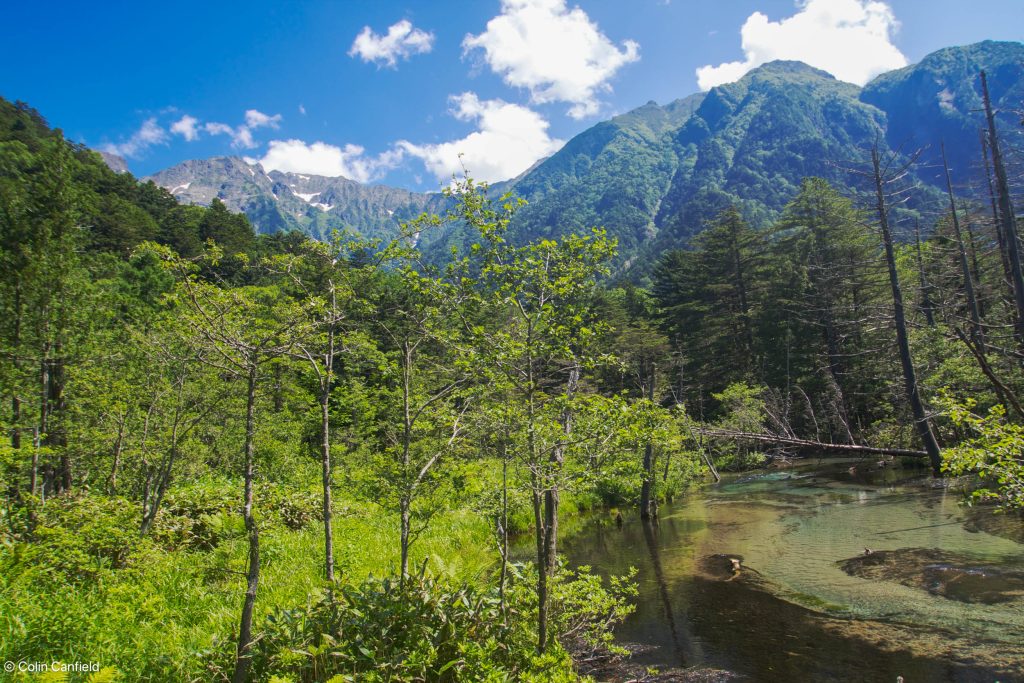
[98, 150, 128, 173]
[146, 157, 446, 242]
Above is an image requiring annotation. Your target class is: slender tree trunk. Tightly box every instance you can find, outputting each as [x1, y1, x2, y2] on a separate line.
[532, 481, 548, 652]
[140, 442, 178, 536]
[942, 143, 986, 354]
[321, 319, 336, 585]
[232, 364, 260, 683]
[52, 353, 69, 493]
[140, 382, 186, 536]
[29, 428, 39, 497]
[543, 365, 579, 582]
[981, 70, 1024, 346]
[965, 218, 986, 319]
[400, 495, 411, 583]
[730, 227, 755, 367]
[914, 222, 937, 328]
[498, 441, 509, 617]
[272, 362, 284, 413]
[39, 342, 49, 496]
[11, 282, 21, 451]
[109, 415, 126, 496]
[871, 146, 943, 476]
[639, 363, 657, 519]
[399, 342, 413, 584]
[980, 128, 1013, 299]
[822, 310, 855, 444]
[524, 324, 550, 653]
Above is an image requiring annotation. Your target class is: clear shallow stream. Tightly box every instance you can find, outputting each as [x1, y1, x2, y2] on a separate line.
[559, 460, 1024, 682]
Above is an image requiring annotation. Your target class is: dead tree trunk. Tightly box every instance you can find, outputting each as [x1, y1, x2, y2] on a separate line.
[981, 70, 1024, 346]
[942, 142, 986, 354]
[871, 146, 943, 476]
[913, 223, 937, 328]
[980, 128, 1014, 299]
[699, 429, 929, 458]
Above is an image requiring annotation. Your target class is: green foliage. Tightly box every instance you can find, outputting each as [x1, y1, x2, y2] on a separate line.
[938, 395, 1024, 509]
[150, 478, 324, 550]
[245, 562, 634, 683]
[6, 495, 150, 581]
[710, 382, 768, 470]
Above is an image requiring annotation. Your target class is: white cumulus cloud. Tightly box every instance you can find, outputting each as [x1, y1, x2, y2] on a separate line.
[256, 139, 403, 183]
[170, 115, 200, 141]
[203, 109, 281, 149]
[244, 109, 282, 130]
[103, 118, 168, 158]
[463, 0, 639, 119]
[696, 0, 907, 90]
[349, 19, 435, 67]
[399, 92, 563, 183]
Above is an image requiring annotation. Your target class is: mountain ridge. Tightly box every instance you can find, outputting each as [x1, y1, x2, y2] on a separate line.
[145, 40, 1024, 271]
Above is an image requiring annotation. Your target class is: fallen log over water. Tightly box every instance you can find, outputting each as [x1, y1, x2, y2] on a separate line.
[696, 429, 930, 458]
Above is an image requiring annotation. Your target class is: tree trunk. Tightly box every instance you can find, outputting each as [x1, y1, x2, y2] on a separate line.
[980, 128, 1013, 299]
[109, 415, 126, 496]
[914, 222, 937, 328]
[871, 146, 943, 476]
[11, 282, 21, 451]
[498, 442, 509, 617]
[399, 341, 412, 584]
[730, 226, 755, 365]
[699, 428, 931, 458]
[532, 482, 548, 652]
[981, 70, 1024, 346]
[41, 345, 69, 494]
[321, 322, 335, 585]
[543, 366, 579, 580]
[400, 495, 411, 583]
[965, 218, 985, 319]
[639, 363, 657, 519]
[39, 344, 49, 496]
[942, 142, 986, 354]
[232, 365, 260, 683]
[30, 428, 39, 498]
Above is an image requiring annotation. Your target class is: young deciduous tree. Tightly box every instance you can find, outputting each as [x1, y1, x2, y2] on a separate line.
[160, 245, 314, 683]
[452, 178, 617, 651]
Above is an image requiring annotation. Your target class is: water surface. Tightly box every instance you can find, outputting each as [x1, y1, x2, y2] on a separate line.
[560, 460, 1024, 681]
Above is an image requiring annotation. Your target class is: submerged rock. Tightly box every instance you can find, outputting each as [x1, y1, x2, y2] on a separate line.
[838, 548, 1024, 604]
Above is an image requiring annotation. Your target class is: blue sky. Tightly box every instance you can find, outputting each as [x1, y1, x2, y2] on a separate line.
[2, 0, 1020, 189]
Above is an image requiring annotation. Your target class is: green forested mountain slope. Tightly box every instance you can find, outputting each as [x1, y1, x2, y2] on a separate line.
[861, 40, 1024, 188]
[502, 41, 1022, 274]
[145, 41, 1023, 273]
[0, 98, 262, 261]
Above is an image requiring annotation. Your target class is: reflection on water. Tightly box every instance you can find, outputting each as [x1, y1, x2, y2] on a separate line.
[559, 460, 1024, 681]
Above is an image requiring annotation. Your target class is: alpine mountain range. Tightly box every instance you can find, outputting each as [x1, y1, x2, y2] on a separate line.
[136, 40, 1024, 275]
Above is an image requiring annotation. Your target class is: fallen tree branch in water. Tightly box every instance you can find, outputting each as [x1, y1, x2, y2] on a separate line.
[696, 429, 930, 458]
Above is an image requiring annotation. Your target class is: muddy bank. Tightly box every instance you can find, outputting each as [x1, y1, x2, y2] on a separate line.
[573, 642, 741, 683]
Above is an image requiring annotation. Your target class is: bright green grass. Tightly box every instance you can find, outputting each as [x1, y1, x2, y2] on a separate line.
[0, 501, 496, 682]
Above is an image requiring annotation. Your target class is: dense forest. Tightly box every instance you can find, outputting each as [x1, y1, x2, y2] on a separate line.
[1, 64, 1023, 683]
